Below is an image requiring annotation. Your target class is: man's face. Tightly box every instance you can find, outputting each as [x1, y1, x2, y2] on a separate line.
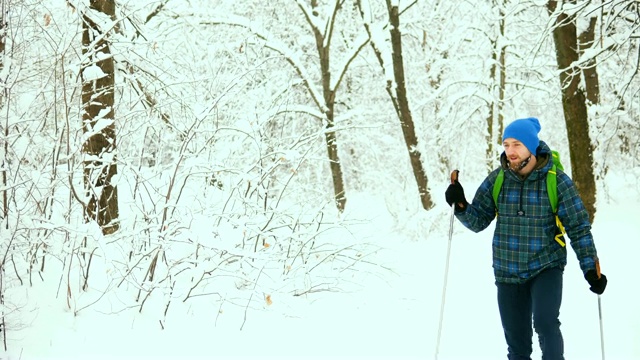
[503, 138, 531, 170]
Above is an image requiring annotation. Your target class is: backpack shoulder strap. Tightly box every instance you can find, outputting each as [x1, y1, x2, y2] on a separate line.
[546, 164, 567, 247]
[492, 169, 504, 210]
[551, 150, 564, 171]
[547, 164, 558, 213]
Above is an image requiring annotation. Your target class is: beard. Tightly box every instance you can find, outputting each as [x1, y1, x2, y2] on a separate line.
[509, 155, 532, 171]
[508, 160, 523, 171]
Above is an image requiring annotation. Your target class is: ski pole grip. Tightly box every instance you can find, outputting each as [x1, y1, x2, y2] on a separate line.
[450, 170, 459, 184]
[595, 258, 601, 279]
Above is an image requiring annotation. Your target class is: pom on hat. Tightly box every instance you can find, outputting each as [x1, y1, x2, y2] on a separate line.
[502, 117, 541, 155]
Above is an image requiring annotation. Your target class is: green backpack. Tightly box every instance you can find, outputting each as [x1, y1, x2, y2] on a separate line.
[492, 150, 567, 247]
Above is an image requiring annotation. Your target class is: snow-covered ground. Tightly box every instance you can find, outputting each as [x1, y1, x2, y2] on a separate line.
[4, 173, 638, 360]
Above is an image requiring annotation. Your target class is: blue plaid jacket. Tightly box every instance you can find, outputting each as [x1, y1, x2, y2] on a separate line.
[456, 141, 598, 284]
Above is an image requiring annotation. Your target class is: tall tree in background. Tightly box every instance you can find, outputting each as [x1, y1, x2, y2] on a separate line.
[385, 1, 433, 210]
[547, 0, 597, 222]
[0, 1, 8, 347]
[210, 0, 371, 213]
[579, 16, 600, 106]
[81, 0, 120, 234]
[358, 0, 433, 210]
[0, 0, 6, 226]
[486, 0, 507, 171]
[299, 0, 351, 212]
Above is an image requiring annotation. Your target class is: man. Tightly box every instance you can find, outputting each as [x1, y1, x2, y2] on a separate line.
[445, 117, 607, 360]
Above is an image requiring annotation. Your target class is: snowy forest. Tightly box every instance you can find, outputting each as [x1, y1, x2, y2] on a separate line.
[0, 0, 639, 357]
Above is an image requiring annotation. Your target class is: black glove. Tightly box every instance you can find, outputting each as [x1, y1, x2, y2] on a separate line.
[585, 269, 607, 295]
[445, 180, 468, 212]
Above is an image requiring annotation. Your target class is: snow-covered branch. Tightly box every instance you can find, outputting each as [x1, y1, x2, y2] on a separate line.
[204, 16, 327, 113]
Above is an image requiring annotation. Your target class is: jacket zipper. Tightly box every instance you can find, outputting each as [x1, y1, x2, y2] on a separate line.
[517, 177, 525, 216]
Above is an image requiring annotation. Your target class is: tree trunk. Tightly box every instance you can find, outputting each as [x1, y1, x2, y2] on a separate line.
[323, 90, 346, 212]
[0, 1, 6, 225]
[486, 1, 506, 171]
[579, 17, 600, 105]
[387, 2, 433, 210]
[547, 0, 597, 223]
[311, 1, 347, 212]
[81, 0, 120, 234]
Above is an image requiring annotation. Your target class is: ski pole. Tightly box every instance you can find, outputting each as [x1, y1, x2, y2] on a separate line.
[435, 169, 459, 360]
[596, 258, 605, 360]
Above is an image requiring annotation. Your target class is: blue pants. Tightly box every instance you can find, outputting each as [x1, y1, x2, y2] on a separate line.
[496, 267, 564, 360]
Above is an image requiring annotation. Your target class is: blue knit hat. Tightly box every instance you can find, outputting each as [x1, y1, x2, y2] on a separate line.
[502, 117, 541, 155]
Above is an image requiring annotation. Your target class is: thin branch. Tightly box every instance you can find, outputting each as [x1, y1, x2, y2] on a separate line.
[202, 19, 326, 112]
[145, 0, 170, 24]
[324, 0, 343, 50]
[332, 36, 370, 92]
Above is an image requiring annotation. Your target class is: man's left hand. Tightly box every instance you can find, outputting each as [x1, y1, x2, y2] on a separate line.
[585, 269, 607, 295]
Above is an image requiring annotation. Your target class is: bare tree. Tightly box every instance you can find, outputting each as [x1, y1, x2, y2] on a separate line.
[357, 0, 433, 210]
[299, 0, 349, 212]
[486, 0, 507, 171]
[0, 0, 6, 226]
[547, 0, 597, 222]
[579, 16, 599, 106]
[208, 0, 373, 212]
[598, 1, 640, 167]
[0, 1, 7, 349]
[386, 1, 434, 210]
[81, 0, 119, 234]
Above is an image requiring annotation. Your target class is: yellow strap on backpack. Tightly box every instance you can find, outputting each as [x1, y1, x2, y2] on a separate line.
[555, 215, 566, 247]
[548, 167, 567, 247]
